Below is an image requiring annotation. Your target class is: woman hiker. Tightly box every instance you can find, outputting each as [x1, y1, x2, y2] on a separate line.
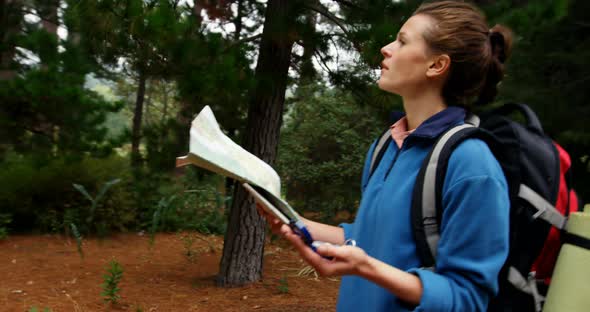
[259, 1, 513, 311]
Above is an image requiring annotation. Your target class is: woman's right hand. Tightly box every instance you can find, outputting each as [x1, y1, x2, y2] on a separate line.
[256, 203, 293, 237]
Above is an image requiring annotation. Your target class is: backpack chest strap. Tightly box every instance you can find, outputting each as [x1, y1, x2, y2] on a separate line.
[518, 184, 568, 230]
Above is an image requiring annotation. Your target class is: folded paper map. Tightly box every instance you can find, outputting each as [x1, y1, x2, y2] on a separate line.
[175, 105, 302, 226]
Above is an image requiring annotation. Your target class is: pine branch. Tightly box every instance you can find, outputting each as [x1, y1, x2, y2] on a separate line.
[304, 0, 362, 53]
[313, 49, 335, 77]
[331, 0, 367, 11]
[222, 34, 262, 53]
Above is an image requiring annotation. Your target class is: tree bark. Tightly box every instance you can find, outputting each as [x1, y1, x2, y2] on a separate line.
[39, 0, 58, 35]
[131, 69, 147, 167]
[224, 0, 245, 205]
[233, 0, 243, 41]
[0, 0, 22, 80]
[37, 0, 59, 69]
[299, 10, 317, 84]
[217, 0, 297, 287]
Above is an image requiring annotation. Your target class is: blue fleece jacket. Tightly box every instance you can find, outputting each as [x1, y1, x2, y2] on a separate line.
[337, 107, 510, 312]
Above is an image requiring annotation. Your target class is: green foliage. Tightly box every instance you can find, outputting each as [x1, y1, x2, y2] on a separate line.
[136, 168, 228, 236]
[0, 152, 228, 236]
[0, 214, 11, 240]
[27, 307, 51, 312]
[71, 0, 252, 169]
[148, 195, 176, 248]
[277, 276, 289, 294]
[148, 208, 161, 249]
[179, 232, 198, 262]
[0, 68, 123, 156]
[278, 85, 383, 222]
[0, 2, 124, 158]
[101, 259, 124, 304]
[70, 223, 84, 260]
[193, 195, 228, 235]
[73, 178, 122, 237]
[0, 153, 135, 234]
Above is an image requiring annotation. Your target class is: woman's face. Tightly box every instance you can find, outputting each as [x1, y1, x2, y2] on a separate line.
[378, 14, 435, 96]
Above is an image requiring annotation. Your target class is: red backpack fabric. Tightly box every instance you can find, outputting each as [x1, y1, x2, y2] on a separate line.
[531, 142, 580, 284]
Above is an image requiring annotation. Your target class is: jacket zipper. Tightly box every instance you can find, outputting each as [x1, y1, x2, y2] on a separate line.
[383, 141, 408, 180]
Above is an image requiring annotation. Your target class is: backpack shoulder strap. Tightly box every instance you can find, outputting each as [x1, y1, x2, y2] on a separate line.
[485, 102, 543, 134]
[411, 123, 485, 268]
[368, 128, 392, 181]
[367, 112, 406, 181]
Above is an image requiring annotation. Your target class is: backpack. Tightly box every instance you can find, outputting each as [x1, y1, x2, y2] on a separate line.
[369, 103, 583, 312]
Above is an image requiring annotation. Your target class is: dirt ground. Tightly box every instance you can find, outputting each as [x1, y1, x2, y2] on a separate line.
[0, 232, 339, 312]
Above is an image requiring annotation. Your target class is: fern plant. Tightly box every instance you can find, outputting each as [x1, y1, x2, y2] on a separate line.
[101, 259, 124, 304]
[70, 223, 84, 259]
[148, 195, 176, 248]
[72, 178, 121, 233]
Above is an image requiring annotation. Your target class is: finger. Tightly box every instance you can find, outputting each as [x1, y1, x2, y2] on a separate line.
[285, 232, 315, 256]
[270, 217, 281, 226]
[284, 231, 306, 247]
[256, 204, 268, 218]
[316, 244, 347, 259]
[284, 232, 327, 265]
[270, 223, 289, 236]
[278, 224, 291, 236]
[282, 234, 354, 277]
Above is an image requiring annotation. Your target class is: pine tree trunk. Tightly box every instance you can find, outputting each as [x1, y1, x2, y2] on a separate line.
[40, 1, 58, 35]
[0, 0, 22, 80]
[224, 0, 244, 207]
[217, 0, 297, 287]
[38, 0, 59, 69]
[131, 70, 146, 166]
[300, 10, 317, 84]
[233, 0, 243, 41]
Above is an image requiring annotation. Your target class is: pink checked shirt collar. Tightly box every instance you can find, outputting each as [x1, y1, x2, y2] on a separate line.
[390, 116, 415, 148]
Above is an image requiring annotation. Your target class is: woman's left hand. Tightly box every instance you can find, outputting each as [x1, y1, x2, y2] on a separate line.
[284, 229, 370, 277]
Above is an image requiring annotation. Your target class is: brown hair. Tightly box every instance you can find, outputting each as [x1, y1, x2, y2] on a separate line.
[413, 1, 513, 107]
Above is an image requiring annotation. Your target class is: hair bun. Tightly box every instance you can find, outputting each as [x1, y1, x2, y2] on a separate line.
[489, 25, 513, 64]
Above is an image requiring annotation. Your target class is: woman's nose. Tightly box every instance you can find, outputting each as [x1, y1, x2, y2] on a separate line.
[381, 46, 392, 58]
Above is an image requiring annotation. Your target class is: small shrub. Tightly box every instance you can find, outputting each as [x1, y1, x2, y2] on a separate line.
[0, 213, 11, 239]
[0, 153, 134, 234]
[138, 170, 228, 235]
[179, 232, 198, 262]
[277, 276, 289, 294]
[101, 259, 124, 304]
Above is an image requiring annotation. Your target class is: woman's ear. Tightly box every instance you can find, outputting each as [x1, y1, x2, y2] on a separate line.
[426, 54, 451, 79]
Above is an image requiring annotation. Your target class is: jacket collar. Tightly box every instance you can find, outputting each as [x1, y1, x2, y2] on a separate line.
[390, 106, 466, 141]
[411, 106, 466, 139]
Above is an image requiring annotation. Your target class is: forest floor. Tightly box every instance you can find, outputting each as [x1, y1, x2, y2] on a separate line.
[0, 232, 339, 311]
